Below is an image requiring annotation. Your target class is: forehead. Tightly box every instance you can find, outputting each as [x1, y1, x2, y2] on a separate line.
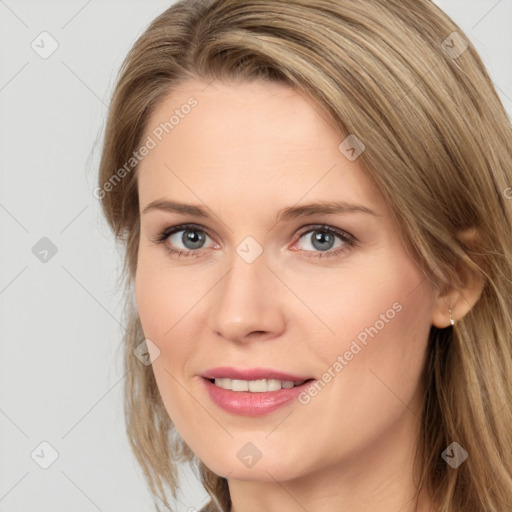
[145, 77, 340, 151]
[137, 78, 385, 214]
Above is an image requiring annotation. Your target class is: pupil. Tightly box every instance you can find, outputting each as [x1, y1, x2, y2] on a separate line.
[312, 231, 334, 251]
[183, 230, 205, 249]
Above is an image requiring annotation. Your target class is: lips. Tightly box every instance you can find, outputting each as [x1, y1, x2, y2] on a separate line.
[199, 366, 316, 416]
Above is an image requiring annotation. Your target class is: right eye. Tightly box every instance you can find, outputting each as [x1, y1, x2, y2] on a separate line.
[152, 224, 219, 258]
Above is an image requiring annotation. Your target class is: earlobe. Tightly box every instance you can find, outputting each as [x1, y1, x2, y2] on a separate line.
[431, 288, 455, 328]
[430, 295, 458, 329]
[431, 228, 486, 328]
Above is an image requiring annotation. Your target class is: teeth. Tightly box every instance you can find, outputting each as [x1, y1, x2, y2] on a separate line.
[213, 378, 306, 392]
[232, 379, 248, 391]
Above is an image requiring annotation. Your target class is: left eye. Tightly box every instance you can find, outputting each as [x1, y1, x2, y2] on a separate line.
[294, 227, 354, 255]
[300, 229, 344, 251]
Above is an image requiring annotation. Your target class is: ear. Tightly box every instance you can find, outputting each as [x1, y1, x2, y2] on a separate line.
[431, 228, 486, 328]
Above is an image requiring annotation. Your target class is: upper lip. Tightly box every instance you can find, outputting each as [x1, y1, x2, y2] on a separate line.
[200, 367, 314, 382]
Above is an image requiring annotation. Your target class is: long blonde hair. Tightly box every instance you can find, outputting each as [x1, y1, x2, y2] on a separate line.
[98, 1, 512, 510]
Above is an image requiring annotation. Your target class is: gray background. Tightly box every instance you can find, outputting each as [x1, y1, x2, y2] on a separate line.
[0, 1, 510, 511]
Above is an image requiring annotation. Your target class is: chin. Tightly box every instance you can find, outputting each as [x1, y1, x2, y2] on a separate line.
[198, 449, 310, 483]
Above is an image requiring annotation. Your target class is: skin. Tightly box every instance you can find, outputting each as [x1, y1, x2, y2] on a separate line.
[134, 78, 483, 512]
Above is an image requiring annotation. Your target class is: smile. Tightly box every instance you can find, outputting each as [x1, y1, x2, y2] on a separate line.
[210, 378, 308, 392]
[201, 376, 316, 416]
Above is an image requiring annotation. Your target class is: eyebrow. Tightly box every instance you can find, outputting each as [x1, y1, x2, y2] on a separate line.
[142, 199, 378, 220]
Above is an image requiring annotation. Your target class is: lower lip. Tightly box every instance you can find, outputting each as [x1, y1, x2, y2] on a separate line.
[202, 378, 315, 416]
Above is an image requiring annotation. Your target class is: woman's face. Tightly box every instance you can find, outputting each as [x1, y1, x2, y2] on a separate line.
[135, 78, 438, 484]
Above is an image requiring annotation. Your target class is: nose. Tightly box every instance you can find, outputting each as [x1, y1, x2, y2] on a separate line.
[208, 250, 287, 344]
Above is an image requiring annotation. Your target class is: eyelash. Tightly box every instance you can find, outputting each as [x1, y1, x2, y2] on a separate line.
[151, 223, 358, 260]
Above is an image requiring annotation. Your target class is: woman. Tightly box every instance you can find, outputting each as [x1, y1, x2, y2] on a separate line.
[97, 0, 512, 510]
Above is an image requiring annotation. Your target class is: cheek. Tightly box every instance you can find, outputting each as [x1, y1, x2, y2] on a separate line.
[134, 257, 194, 397]
[135, 251, 199, 341]
[293, 249, 433, 416]
[288, 249, 431, 366]
[134, 252, 213, 385]
[135, 260, 204, 429]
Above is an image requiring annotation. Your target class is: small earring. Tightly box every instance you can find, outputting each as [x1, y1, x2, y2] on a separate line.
[449, 308, 455, 326]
